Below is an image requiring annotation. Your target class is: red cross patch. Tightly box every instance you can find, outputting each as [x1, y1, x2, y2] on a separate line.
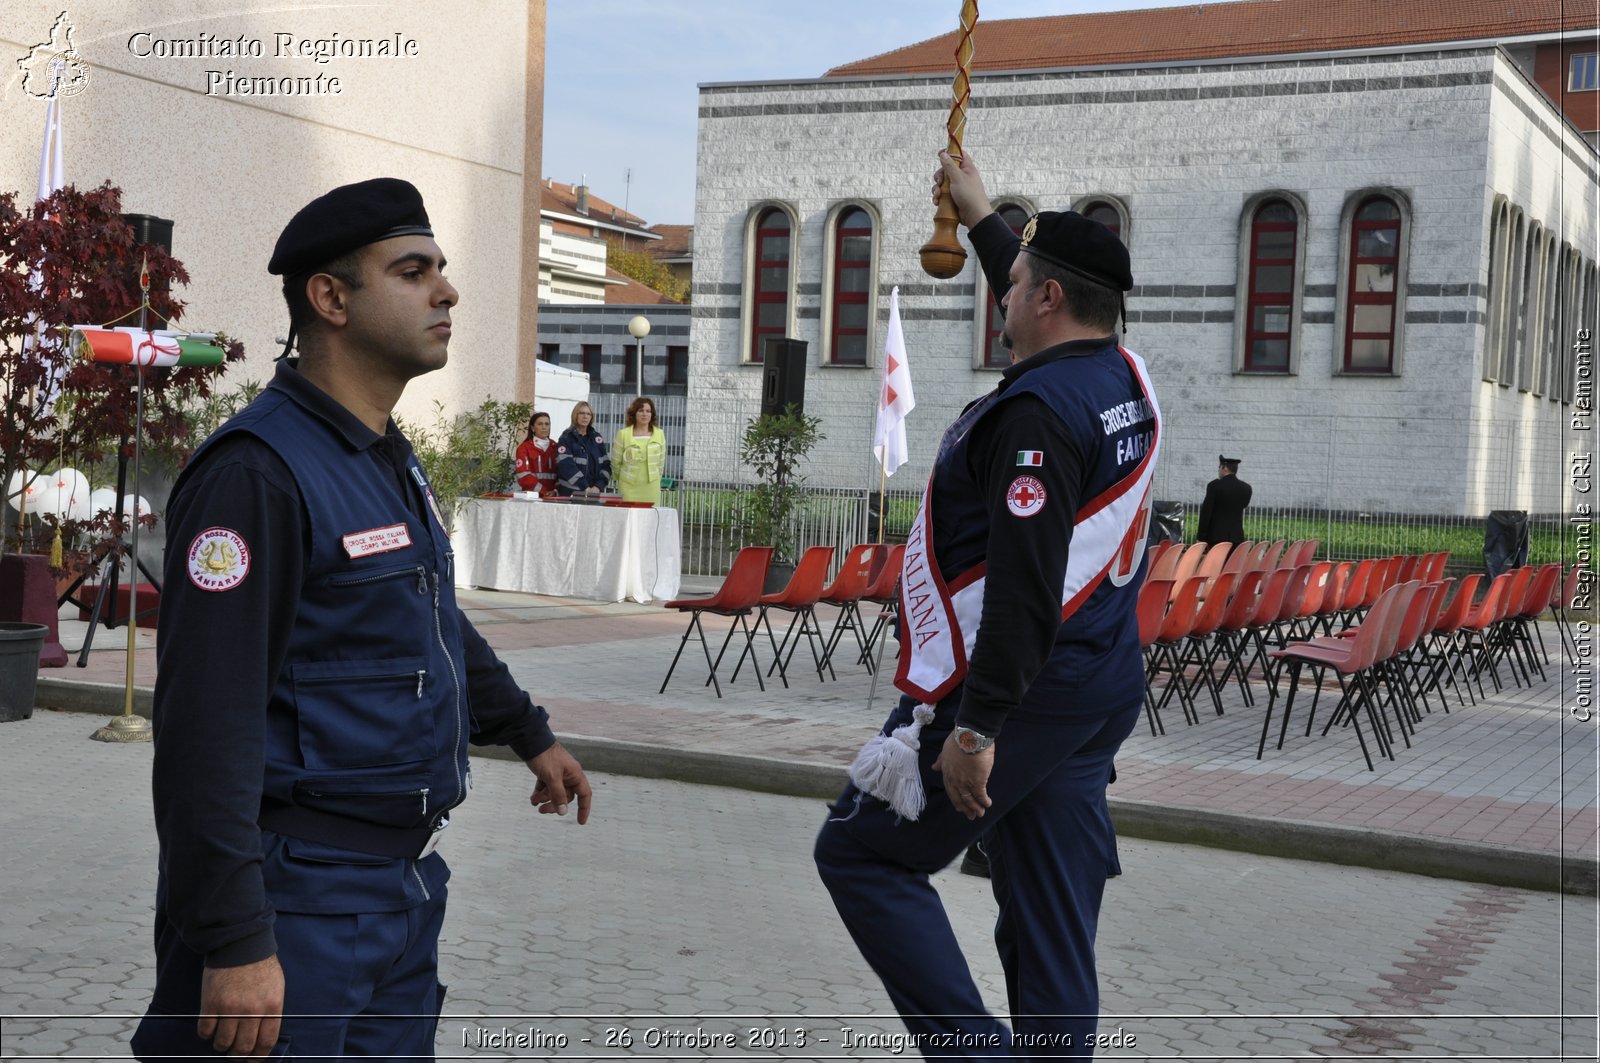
[1006, 476, 1047, 518]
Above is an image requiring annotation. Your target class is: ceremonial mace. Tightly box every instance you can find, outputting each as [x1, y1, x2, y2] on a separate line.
[918, 0, 979, 279]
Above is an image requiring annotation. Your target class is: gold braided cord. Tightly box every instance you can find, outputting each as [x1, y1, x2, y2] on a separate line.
[946, 0, 979, 158]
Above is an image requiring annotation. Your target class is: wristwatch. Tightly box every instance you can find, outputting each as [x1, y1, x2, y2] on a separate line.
[952, 725, 995, 754]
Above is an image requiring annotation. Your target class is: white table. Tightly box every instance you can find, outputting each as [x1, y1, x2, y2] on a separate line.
[454, 499, 682, 603]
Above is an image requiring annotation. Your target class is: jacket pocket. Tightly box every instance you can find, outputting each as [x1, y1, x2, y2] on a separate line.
[292, 771, 433, 830]
[292, 655, 434, 770]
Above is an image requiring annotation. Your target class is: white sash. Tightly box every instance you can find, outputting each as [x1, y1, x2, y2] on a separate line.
[893, 347, 1162, 703]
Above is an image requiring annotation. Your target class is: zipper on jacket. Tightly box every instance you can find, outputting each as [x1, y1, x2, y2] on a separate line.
[432, 572, 465, 810]
[328, 564, 428, 591]
[415, 670, 426, 698]
[411, 863, 430, 901]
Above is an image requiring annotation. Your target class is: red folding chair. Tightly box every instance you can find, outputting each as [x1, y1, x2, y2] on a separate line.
[857, 544, 906, 671]
[1147, 575, 1214, 730]
[659, 546, 773, 698]
[1551, 564, 1585, 659]
[1263, 581, 1412, 770]
[752, 545, 835, 686]
[1138, 577, 1175, 735]
[819, 544, 887, 675]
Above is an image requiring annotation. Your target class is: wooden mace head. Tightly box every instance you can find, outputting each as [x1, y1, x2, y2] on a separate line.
[919, 192, 968, 279]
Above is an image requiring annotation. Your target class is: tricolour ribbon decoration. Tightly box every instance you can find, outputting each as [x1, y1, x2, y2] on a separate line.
[68, 326, 225, 367]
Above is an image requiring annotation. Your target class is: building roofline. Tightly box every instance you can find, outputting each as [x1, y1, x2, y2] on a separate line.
[697, 32, 1590, 93]
[540, 207, 662, 241]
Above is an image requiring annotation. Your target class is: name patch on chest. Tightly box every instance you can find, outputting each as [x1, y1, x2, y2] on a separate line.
[342, 523, 412, 559]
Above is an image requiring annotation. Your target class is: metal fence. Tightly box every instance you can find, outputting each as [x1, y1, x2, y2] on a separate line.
[661, 481, 1574, 581]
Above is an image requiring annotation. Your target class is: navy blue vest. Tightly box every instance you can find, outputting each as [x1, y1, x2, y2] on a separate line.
[930, 342, 1156, 700]
[186, 386, 470, 853]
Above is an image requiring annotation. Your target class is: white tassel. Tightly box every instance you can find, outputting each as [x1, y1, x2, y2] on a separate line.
[848, 703, 937, 821]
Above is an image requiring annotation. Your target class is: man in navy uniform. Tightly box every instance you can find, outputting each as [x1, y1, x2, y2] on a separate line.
[134, 179, 592, 1060]
[815, 151, 1161, 1059]
[1196, 454, 1252, 545]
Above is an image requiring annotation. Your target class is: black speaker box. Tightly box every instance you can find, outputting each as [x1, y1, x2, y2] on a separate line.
[760, 337, 807, 416]
[123, 213, 174, 253]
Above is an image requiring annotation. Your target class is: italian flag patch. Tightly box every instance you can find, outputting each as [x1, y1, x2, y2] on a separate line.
[1016, 450, 1043, 467]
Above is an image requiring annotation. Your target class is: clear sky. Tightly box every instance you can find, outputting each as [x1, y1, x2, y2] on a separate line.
[544, 0, 1194, 226]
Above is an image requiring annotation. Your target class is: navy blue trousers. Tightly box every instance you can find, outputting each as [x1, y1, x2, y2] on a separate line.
[132, 886, 448, 1060]
[815, 694, 1139, 1061]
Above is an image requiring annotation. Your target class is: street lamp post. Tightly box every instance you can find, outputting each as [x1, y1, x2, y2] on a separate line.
[627, 315, 651, 398]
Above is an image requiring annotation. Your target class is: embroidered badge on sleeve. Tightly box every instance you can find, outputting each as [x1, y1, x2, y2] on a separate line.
[187, 527, 251, 591]
[1016, 450, 1043, 467]
[1006, 476, 1047, 518]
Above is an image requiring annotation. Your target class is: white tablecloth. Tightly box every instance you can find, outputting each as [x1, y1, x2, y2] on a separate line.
[454, 499, 681, 603]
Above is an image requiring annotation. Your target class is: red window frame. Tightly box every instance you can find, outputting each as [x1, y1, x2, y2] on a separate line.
[666, 345, 688, 385]
[750, 208, 791, 363]
[1243, 200, 1297, 372]
[581, 344, 601, 379]
[1344, 196, 1402, 373]
[829, 208, 873, 365]
[983, 204, 1031, 368]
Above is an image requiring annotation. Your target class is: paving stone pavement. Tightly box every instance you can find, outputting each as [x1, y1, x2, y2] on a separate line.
[1, 710, 1596, 1061]
[37, 584, 1600, 867]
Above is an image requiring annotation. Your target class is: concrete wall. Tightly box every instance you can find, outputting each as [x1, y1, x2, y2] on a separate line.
[0, 0, 534, 426]
[690, 46, 1599, 516]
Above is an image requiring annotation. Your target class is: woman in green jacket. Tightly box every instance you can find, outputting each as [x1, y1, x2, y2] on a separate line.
[614, 395, 666, 504]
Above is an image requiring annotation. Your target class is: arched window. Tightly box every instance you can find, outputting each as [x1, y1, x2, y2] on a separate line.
[1483, 200, 1509, 382]
[1498, 212, 1528, 386]
[825, 205, 875, 366]
[1233, 192, 1306, 374]
[980, 202, 1031, 368]
[1563, 247, 1585, 402]
[1079, 200, 1124, 239]
[1243, 199, 1298, 372]
[1342, 195, 1404, 373]
[745, 205, 795, 363]
[1512, 223, 1540, 390]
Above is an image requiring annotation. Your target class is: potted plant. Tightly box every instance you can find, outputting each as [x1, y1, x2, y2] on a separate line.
[738, 404, 823, 591]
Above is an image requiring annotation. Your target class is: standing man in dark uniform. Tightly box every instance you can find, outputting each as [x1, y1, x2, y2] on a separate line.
[815, 151, 1161, 1059]
[1196, 454, 1251, 545]
[133, 179, 592, 1061]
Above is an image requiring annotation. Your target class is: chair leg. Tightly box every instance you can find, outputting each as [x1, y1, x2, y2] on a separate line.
[761, 608, 799, 687]
[730, 613, 766, 692]
[1258, 658, 1298, 758]
[661, 611, 721, 698]
[793, 605, 832, 681]
[707, 613, 745, 689]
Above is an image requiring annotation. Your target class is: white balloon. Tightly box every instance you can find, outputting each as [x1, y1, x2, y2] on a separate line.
[5, 467, 39, 511]
[87, 487, 119, 519]
[121, 495, 154, 524]
[43, 468, 89, 519]
[34, 480, 60, 518]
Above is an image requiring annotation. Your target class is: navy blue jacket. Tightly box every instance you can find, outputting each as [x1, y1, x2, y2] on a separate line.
[151, 360, 556, 968]
[555, 425, 611, 494]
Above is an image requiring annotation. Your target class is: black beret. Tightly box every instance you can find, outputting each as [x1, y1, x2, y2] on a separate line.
[1018, 210, 1133, 292]
[269, 177, 433, 277]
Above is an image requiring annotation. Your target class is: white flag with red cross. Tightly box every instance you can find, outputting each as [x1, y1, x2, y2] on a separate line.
[873, 286, 916, 476]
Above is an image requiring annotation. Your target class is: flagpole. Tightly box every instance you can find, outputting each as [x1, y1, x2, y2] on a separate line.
[93, 254, 153, 743]
[878, 456, 887, 545]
